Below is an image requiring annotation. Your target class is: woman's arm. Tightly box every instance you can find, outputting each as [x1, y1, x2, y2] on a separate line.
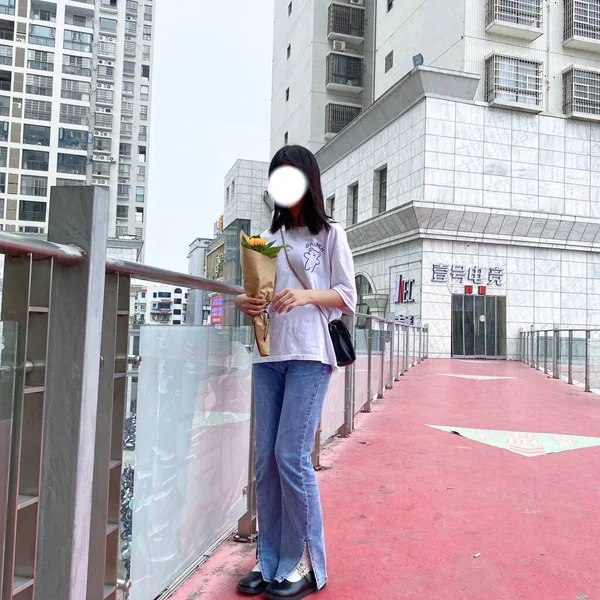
[271, 288, 345, 313]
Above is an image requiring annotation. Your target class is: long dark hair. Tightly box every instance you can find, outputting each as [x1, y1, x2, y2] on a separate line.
[268, 145, 332, 235]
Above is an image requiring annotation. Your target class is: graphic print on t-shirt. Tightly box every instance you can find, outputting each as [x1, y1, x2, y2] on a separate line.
[304, 241, 325, 273]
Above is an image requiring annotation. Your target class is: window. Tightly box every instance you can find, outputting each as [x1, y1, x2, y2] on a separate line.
[123, 60, 135, 75]
[326, 195, 335, 217]
[174, 309, 182, 316]
[286, 87, 290, 102]
[564, 0, 600, 44]
[0, 146, 6, 167]
[59, 128, 89, 150]
[327, 53, 363, 87]
[29, 24, 55, 47]
[98, 64, 114, 81]
[0, 121, 7, 141]
[0, 0, 15, 16]
[135, 207, 143, 223]
[94, 136, 111, 152]
[61, 78, 91, 101]
[174, 298, 182, 305]
[287, 44, 291, 58]
[28, 49, 54, 71]
[138, 146, 147, 162]
[288, 1, 292, 15]
[56, 178, 86, 186]
[64, 30, 93, 53]
[485, 54, 543, 109]
[60, 103, 87, 125]
[19, 200, 46, 222]
[120, 143, 132, 156]
[57, 153, 87, 175]
[22, 149, 49, 171]
[137, 165, 146, 181]
[63, 54, 91, 77]
[100, 17, 117, 32]
[0, 44, 12, 65]
[144, 4, 153, 20]
[376, 167, 387, 214]
[0, 198, 3, 217]
[0, 172, 4, 194]
[139, 125, 147, 141]
[143, 25, 151, 40]
[385, 51, 393, 73]
[71, 14, 87, 27]
[284, 131, 289, 145]
[20, 175, 47, 197]
[125, 21, 137, 35]
[123, 81, 134, 95]
[563, 66, 600, 117]
[96, 88, 114, 105]
[140, 105, 148, 120]
[25, 99, 52, 121]
[26, 73, 53, 96]
[98, 40, 116, 57]
[143, 44, 151, 61]
[31, 7, 56, 21]
[486, 0, 543, 29]
[101, 0, 117, 7]
[140, 85, 149, 100]
[387, 0, 393, 11]
[95, 113, 113, 128]
[325, 103, 361, 135]
[119, 163, 131, 177]
[93, 161, 110, 176]
[118, 184, 130, 197]
[142, 64, 150, 79]
[348, 183, 359, 225]
[23, 124, 50, 147]
[136, 186, 145, 202]
[117, 205, 129, 219]
[0, 95, 7, 116]
[121, 122, 133, 136]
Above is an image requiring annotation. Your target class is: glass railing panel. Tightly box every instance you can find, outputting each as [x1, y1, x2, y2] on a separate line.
[320, 366, 345, 441]
[370, 323, 383, 401]
[127, 324, 252, 600]
[354, 320, 369, 414]
[589, 331, 600, 393]
[0, 321, 18, 572]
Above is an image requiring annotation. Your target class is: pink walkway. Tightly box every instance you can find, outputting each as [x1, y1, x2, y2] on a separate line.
[170, 359, 600, 600]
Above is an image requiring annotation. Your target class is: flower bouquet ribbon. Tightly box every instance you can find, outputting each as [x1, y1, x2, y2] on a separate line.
[240, 231, 291, 357]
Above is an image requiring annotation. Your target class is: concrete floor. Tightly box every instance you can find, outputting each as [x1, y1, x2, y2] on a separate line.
[168, 359, 600, 600]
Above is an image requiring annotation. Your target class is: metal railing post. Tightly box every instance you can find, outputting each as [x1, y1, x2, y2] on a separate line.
[378, 322, 385, 398]
[364, 317, 373, 412]
[536, 331, 540, 370]
[412, 325, 416, 367]
[387, 322, 394, 389]
[394, 324, 400, 381]
[35, 187, 109, 600]
[568, 330, 573, 385]
[236, 381, 257, 542]
[418, 326, 423, 363]
[585, 329, 591, 392]
[425, 326, 429, 359]
[340, 315, 355, 437]
[530, 328, 535, 368]
[544, 331, 548, 374]
[405, 326, 410, 372]
[553, 329, 559, 379]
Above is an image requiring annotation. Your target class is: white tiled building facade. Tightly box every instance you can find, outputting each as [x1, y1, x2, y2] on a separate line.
[317, 68, 600, 359]
[0, 0, 155, 252]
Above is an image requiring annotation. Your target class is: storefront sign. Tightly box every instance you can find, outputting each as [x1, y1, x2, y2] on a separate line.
[394, 275, 415, 303]
[432, 264, 505, 286]
[210, 295, 223, 325]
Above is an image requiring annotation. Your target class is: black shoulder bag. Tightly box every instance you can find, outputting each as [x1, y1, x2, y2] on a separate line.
[280, 230, 356, 367]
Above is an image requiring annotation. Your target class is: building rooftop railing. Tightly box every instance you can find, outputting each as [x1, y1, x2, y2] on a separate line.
[0, 186, 428, 600]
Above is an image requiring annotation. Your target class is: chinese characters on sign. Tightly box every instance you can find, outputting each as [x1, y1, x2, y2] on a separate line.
[432, 264, 505, 286]
[395, 315, 415, 325]
[394, 275, 415, 303]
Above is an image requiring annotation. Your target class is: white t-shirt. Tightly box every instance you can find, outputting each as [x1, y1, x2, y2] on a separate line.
[252, 222, 357, 368]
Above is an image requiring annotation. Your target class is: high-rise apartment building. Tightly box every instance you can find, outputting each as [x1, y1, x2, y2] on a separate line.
[0, 0, 155, 258]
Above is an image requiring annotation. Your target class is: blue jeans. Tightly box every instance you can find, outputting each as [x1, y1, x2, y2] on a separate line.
[253, 361, 332, 590]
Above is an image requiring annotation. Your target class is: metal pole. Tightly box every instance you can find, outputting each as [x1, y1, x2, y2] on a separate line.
[378, 322, 385, 398]
[412, 326, 416, 367]
[35, 186, 109, 600]
[363, 318, 372, 412]
[530, 329, 535, 368]
[387, 322, 394, 389]
[536, 331, 540, 370]
[418, 326, 423, 364]
[340, 315, 355, 437]
[568, 330, 573, 385]
[553, 329, 559, 379]
[585, 329, 591, 393]
[544, 331, 548, 374]
[405, 326, 410, 372]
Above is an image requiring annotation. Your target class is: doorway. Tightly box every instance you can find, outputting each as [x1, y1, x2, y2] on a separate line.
[451, 294, 507, 359]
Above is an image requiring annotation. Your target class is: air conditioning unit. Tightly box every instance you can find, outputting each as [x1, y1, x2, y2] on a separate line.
[15, 36, 24, 43]
[109, 157, 116, 163]
[333, 40, 346, 52]
[350, 0, 364, 5]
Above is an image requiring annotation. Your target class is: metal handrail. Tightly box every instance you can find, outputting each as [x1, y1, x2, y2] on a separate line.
[0, 230, 84, 265]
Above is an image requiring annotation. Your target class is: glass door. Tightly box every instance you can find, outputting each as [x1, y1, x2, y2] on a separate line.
[451, 295, 506, 359]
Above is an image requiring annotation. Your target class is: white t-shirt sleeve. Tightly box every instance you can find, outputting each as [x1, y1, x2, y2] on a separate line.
[328, 223, 357, 315]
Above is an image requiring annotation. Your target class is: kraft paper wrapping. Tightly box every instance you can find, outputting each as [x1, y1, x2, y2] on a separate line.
[240, 232, 277, 357]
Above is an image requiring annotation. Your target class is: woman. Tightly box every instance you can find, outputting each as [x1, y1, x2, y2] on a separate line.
[235, 145, 356, 600]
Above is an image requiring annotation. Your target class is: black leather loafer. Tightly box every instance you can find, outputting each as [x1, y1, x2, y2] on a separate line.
[236, 570, 269, 595]
[263, 570, 321, 600]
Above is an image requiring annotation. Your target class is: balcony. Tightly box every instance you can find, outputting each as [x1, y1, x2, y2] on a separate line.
[563, 65, 600, 121]
[327, 2, 365, 43]
[326, 52, 363, 94]
[564, 0, 600, 51]
[485, 0, 543, 40]
[484, 53, 543, 112]
[325, 102, 362, 140]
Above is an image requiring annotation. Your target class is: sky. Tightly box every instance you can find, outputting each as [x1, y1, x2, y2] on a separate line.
[144, 0, 275, 272]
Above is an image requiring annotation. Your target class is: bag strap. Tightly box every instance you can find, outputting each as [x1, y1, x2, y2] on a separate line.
[280, 229, 330, 325]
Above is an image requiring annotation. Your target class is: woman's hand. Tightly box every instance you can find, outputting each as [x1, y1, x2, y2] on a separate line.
[271, 288, 313, 314]
[235, 294, 267, 318]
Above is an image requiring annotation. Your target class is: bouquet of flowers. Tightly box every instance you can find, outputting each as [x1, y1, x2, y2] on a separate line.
[240, 232, 290, 356]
